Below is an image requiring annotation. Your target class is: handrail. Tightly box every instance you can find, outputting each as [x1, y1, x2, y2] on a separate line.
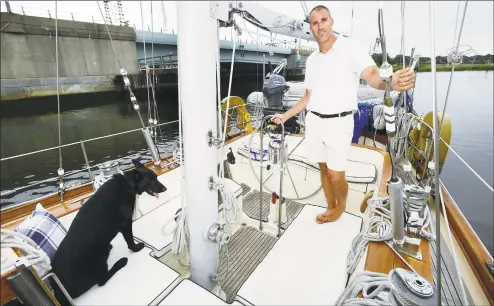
[5, 3, 108, 24]
[137, 54, 178, 69]
[0, 120, 179, 162]
[1, 102, 260, 199]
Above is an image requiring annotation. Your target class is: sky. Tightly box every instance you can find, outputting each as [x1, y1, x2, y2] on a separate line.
[1, 1, 493, 57]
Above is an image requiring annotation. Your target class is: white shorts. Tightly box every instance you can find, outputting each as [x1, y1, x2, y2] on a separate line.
[305, 111, 354, 172]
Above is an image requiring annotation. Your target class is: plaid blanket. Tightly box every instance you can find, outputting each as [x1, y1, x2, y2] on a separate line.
[15, 204, 68, 275]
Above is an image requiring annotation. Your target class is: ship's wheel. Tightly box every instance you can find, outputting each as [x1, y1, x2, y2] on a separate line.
[245, 130, 322, 201]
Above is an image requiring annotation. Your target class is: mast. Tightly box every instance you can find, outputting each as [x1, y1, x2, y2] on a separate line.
[176, 1, 220, 291]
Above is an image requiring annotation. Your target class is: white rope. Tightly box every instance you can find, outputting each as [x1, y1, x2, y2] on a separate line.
[168, 20, 188, 264]
[335, 271, 392, 306]
[1, 229, 52, 276]
[394, 108, 415, 160]
[218, 26, 240, 234]
[373, 105, 385, 130]
[162, 207, 189, 266]
[346, 214, 392, 274]
[346, 189, 436, 274]
[346, 197, 392, 274]
[336, 269, 427, 306]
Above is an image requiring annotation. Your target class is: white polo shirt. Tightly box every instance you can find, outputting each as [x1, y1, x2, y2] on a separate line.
[304, 36, 375, 115]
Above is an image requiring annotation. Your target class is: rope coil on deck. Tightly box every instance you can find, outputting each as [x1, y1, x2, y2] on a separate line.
[335, 269, 435, 306]
[346, 191, 436, 274]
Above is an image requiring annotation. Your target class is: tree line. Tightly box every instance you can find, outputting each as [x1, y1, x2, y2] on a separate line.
[370, 53, 494, 67]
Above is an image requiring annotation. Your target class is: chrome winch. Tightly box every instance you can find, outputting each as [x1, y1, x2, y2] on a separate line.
[268, 139, 288, 166]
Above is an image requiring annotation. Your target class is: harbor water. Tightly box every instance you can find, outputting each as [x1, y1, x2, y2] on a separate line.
[1, 71, 492, 255]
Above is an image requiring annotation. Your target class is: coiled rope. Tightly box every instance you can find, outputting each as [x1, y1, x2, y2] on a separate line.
[346, 214, 392, 274]
[373, 105, 385, 130]
[335, 269, 428, 306]
[1, 229, 52, 276]
[394, 108, 416, 161]
[346, 190, 436, 274]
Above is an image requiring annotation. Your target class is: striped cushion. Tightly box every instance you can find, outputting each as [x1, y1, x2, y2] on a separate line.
[14, 204, 67, 275]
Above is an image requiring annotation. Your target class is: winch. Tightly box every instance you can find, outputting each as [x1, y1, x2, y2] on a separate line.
[99, 161, 120, 178]
[268, 139, 288, 165]
[390, 268, 436, 306]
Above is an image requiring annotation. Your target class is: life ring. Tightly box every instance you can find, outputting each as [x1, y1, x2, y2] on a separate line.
[414, 111, 452, 176]
[221, 96, 254, 134]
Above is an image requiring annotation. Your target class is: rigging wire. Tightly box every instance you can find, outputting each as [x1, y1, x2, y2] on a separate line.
[55, 1, 61, 169]
[96, 1, 145, 128]
[150, 1, 164, 147]
[429, 3, 470, 302]
[54, 1, 64, 202]
[216, 21, 223, 140]
[140, 1, 152, 126]
[350, 1, 355, 37]
[429, 3, 441, 305]
[438, 1, 468, 137]
[96, 2, 123, 69]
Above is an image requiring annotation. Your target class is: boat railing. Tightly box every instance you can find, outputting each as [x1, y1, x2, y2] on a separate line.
[0, 101, 263, 203]
[414, 118, 493, 194]
[0, 120, 179, 202]
[137, 54, 178, 71]
[2, 105, 491, 201]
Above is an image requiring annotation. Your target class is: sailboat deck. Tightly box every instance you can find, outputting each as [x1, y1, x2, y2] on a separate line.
[1, 133, 440, 305]
[236, 206, 362, 305]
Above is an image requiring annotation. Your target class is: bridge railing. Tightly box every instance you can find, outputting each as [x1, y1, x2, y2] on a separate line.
[137, 54, 178, 71]
[4, 3, 108, 24]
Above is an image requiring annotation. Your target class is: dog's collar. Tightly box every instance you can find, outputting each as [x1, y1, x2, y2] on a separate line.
[121, 171, 149, 195]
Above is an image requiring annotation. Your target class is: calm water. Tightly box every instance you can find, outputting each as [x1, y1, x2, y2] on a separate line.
[411, 71, 493, 256]
[1, 71, 492, 255]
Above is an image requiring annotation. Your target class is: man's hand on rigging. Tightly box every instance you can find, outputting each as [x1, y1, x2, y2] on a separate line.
[391, 67, 415, 91]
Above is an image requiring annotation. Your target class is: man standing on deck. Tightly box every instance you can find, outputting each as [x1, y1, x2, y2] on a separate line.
[271, 5, 415, 223]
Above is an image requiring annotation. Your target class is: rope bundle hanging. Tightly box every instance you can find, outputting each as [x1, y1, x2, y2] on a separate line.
[373, 105, 386, 130]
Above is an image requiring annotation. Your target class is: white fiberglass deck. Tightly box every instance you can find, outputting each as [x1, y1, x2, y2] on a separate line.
[133, 196, 183, 252]
[135, 167, 184, 216]
[158, 279, 243, 305]
[236, 205, 362, 305]
[132, 178, 243, 253]
[58, 212, 180, 305]
[227, 133, 384, 216]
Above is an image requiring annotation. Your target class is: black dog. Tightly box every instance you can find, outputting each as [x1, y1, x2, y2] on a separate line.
[51, 159, 167, 304]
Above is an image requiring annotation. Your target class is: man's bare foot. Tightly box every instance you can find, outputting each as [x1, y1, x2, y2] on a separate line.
[315, 208, 344, 224]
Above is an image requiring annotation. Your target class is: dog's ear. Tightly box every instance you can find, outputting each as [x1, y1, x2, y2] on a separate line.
[132, 159, 145, 169]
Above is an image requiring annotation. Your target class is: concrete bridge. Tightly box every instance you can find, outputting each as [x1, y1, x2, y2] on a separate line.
[135, 30, 292, 66]
[0, 13, 311, 101]
[0, 12, 138, 101]
[132, 30, 311, 91]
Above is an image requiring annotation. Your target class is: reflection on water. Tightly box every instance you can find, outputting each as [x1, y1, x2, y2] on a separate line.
[0, 79, 262, 207]
[0, 91, 181, 206]
[1, 71, 492, 255]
